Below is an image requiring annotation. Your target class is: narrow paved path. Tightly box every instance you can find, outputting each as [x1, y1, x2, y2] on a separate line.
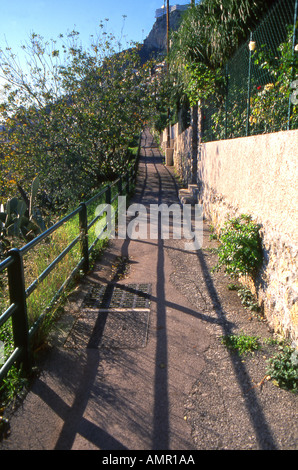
[2, 129, 297, 451]
[0, 129, 210, 450]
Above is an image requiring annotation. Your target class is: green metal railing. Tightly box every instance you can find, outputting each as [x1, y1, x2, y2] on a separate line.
[0, 153, 139, 383]
[202, 0, 298, 142]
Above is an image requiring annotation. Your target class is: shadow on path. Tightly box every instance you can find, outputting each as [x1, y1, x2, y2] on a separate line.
[1, 129, 280, 450]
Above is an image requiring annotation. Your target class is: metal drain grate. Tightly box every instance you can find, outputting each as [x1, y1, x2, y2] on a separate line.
[72, 283, 153, 350]
[88, 309, 150, 349]
[83, 283, 151, 310]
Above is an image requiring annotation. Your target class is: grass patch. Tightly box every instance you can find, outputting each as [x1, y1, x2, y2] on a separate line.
[0, 190, 113, 408]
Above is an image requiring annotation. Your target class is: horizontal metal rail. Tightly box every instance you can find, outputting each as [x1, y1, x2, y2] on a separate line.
[0, 347, 23, 381]
[0, 160, 138, 383]
[0, 303, 17, 329]
[0, 256, 14, 271]
[87, 203, 108, 231]
[19, 206, 82, 256]
[25, 234, 81, 298]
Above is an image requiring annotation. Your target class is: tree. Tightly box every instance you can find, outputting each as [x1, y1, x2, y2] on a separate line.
[0, 25, 152, 211]
[168, 0, 277, 107]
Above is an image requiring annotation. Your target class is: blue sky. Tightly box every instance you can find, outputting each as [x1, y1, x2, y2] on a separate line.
[0, 1, 189, 53]
[0, 1, 193, 95]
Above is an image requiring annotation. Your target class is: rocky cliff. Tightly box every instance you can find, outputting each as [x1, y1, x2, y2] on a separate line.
[138, 9, 187, 64]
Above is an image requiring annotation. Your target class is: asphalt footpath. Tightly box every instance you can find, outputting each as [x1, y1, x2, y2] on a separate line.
[3, 129, 297, 452]
[0, 128, 211, 451]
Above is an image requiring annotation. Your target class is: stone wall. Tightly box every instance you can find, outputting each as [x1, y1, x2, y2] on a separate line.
[163, 124, 298, 345]
[161, 122, 194, 185]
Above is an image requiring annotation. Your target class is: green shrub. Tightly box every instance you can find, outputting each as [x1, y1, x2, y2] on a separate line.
[214, 214, 263, 278]
[266, 344, 298, 393]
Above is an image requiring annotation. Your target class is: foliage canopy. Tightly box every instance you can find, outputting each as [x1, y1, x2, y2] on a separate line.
[0, 24, 153, 212]
[167, 0, 278, 108]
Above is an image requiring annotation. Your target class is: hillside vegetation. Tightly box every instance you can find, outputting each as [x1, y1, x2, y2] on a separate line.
[0, 24, 153, 217]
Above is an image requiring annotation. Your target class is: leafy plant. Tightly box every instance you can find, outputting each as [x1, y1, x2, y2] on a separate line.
[184, 62, 225, 106]
[209, 224, 218, 240]
[211, 93, 248, 141]
[266, 343, 298, 393]
[0, 198, 27, 238]
[0, 177, 46, 258]
[221, 333, 298, 392]
[210, 27, 298, 141]
[249, 29, 298, 133]
[237, 286, 261, 313]
[221, 333, 261, 355]
[167, 0, 275, 111]
[213, 214, 263, 278]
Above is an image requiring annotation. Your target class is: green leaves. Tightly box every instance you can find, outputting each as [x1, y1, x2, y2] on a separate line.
[0, 177, 47, 256]
[266, 344, 298, 393]
[248, 29, 298, 133]
[184, 62, 224, 105]
[221, 333, 261, 355]
[168, 0, 276, 108]
[213, 215, 263, 278]
[0, 26, 152, 212]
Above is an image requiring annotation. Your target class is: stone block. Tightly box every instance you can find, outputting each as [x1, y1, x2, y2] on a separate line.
[165, 147, 174, 166]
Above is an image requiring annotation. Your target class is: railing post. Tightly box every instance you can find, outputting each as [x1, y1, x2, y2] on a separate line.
[118, 176, 123, 196]
[126, 172, 130, 195]
[246, 32, 253, 137]
[79, 203, 89, 274]
[132, 164, 136, 184]
[287, 0, 298, 130]
[130, 166, 135, 190]
[7, 248, 30, 373]
[106, 185, 111, 205]
[225, 64, 229, 140]
[104, 185, 113, 238]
